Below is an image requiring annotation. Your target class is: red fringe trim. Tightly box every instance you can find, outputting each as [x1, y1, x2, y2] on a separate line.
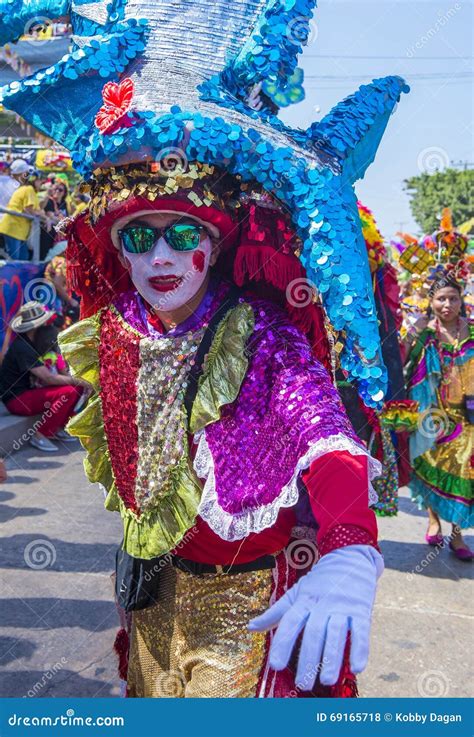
[234, 244, 305, 291]
[234, 244, 332, 373]
[66, 214, 132, 319]
[99, 307, 141, 513]
[383, 263, 403, 331]
[113, 627, 130, 681]
[286, 301, 332, 375]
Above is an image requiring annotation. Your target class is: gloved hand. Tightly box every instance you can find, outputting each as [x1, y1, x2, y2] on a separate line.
[248, 544, 383, 689]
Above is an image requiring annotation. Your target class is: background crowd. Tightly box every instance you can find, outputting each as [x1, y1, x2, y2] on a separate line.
[0, 157, 89, 261]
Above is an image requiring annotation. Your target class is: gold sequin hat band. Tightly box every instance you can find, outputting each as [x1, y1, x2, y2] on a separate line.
[83, 161, 244, 224]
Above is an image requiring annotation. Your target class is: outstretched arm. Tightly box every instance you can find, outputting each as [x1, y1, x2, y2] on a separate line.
[249, 543, 382, 689]
[249, 450, 382, 689]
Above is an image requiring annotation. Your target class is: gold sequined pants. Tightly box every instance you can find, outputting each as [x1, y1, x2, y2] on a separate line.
[127, 563, 273, 698]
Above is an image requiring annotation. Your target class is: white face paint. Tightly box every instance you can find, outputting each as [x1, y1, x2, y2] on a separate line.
[118, 213, 214, 312]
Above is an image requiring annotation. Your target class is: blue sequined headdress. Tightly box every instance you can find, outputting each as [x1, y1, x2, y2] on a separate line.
[0, 0, 409, 406]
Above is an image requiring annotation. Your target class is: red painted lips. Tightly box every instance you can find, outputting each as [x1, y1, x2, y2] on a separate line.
[148, 275, 183, 293]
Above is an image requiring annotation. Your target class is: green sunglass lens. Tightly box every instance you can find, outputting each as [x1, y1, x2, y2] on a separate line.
[121, 227, 156, 254]
[166, 224, 202, 251]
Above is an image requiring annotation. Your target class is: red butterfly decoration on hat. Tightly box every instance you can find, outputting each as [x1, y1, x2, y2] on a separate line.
[95, 77, 135, 134]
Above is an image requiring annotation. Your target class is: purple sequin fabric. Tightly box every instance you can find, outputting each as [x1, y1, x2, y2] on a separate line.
[194, 296, 378, 540]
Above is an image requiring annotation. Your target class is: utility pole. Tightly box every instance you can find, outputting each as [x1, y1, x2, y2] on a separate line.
[451, 160, 473, 170]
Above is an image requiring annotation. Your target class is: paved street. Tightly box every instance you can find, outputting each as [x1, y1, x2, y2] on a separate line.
[0, 443, 122, 698]
[0, 443, 472, 699]
[360, 491, 473, 698]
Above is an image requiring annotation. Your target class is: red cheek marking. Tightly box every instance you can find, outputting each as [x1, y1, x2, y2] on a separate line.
[192, 250, 205, 273]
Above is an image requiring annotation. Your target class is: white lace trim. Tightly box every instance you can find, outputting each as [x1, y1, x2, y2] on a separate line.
[194, 431, 381, 541]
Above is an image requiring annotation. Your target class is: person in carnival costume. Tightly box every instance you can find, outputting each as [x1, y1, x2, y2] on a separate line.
[403, 210, 473, 560]
[338, 204, 417, 517]
[0, 0, 409, 696]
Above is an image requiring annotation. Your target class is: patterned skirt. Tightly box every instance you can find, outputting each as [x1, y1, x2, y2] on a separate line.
[411, 408, 474, 528]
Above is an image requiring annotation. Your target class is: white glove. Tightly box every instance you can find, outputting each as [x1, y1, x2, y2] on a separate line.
[248, 544, 383, 689]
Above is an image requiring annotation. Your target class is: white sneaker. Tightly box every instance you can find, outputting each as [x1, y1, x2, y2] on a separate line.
[54, 429, 76, 442]
[30, 436, 58, 452]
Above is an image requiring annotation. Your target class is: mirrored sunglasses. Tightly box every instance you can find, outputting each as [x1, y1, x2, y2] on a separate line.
[118, 223, 205, 254]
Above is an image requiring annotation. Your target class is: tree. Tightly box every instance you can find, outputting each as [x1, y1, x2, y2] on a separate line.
[404, 168, 474, 233]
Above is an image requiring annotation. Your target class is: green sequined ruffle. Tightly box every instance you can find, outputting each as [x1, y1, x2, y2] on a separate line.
[413, 456, 472, 501]
[59, 313, 115, 493]
[190, 302, 254, 433]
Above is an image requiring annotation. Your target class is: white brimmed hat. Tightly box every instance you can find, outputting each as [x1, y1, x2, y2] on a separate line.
[10, 159, 34, 176]
[10, 301, 51, 333]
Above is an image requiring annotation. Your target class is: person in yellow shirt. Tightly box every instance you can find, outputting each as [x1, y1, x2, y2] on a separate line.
[72, 192, 90, 218]
[0, 160, 44, 260]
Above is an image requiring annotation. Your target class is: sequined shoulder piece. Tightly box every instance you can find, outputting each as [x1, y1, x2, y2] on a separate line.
[189, 301, 255, 434]
[58, 311, 102, 390]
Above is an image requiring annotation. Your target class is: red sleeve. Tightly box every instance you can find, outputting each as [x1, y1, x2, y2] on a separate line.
[302, 450, 380, 556]
[56, 354, 67, 371]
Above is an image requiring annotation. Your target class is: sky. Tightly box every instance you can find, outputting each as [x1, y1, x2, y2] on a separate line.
[281, 0, 473, 239]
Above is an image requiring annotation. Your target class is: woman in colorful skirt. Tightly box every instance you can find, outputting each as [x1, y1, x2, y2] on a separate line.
[406, 272, 473, 560]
